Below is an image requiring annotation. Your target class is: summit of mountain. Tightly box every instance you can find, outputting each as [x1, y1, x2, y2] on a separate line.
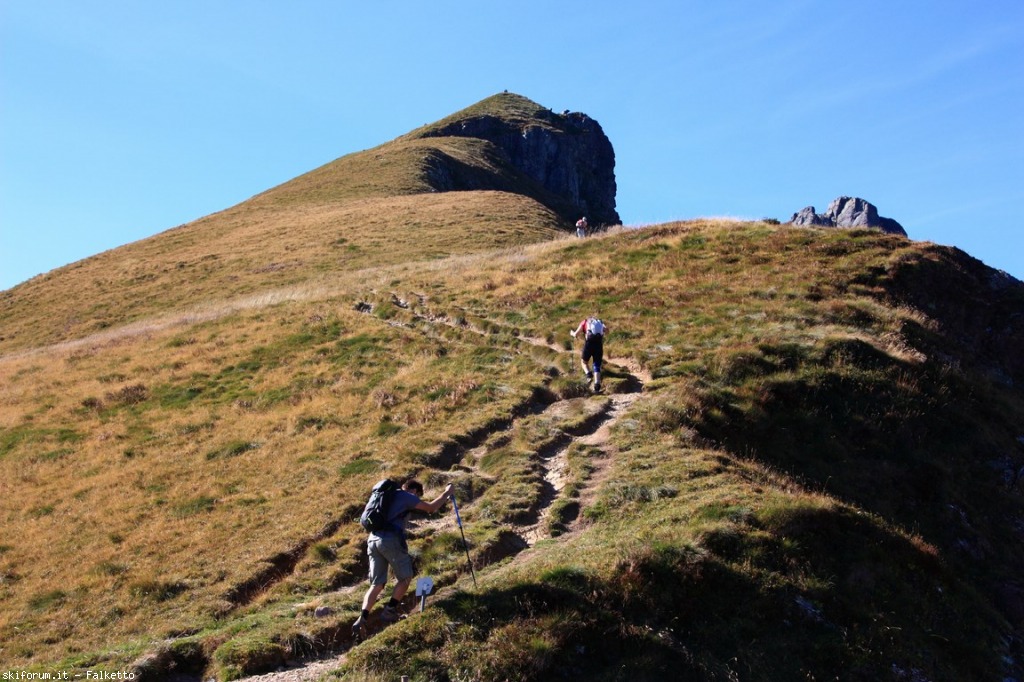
[405, 92, 619, 226]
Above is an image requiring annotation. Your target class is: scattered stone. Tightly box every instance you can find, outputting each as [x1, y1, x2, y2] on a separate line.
[314, 605, 334, 618]
[794, 595, 824, 622]
[619, 418, 641, 432]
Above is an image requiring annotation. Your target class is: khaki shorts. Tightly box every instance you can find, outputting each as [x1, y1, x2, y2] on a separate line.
[368, 533, 414, 585]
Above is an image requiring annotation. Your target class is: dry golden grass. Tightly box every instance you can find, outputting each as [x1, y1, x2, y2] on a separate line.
[0, 224, 554, 665]
[1, 182, 562, 355]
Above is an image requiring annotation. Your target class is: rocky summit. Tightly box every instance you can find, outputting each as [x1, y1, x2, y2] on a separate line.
[412, 93, 620, 227]
[790, 196, 907, 236]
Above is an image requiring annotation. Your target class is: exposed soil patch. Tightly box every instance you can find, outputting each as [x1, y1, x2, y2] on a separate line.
[223, 516, 351, 608]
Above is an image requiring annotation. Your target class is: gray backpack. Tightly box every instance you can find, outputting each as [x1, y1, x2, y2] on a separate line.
[359, 479, 399, 532]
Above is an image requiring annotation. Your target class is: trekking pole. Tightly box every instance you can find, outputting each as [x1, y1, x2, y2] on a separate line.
[451, 495, 478, 587]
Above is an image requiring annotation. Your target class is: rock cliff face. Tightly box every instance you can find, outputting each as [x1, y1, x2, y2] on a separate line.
[415, 94, 620, 227]
[790, 196, 906, 236]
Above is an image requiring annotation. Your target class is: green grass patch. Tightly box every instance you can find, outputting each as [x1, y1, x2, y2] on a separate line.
[373, 419, 402, 437]
[206, 441, 260, 461]
[92, 561, 129, 577]
[28, 589, 67, 611]
[338, 458, 384, 477]
[171, 495, 217, 518]
[129, 579, 187, 602]
[34, 447, 75, 463]
[211, 636, 288, 681]
[154, 383, 205, 408]
[308, 543, 336, 564]
[1, 426, 83, 459]
[28, 504, 55, 518]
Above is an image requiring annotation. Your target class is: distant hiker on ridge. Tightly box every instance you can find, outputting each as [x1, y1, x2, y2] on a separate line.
[570, 314, 608, 391]
[353, 478, 453, 637]
[576, 216, 589, 238]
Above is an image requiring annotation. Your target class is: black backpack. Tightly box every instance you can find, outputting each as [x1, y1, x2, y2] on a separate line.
[360, 479, 400, 533]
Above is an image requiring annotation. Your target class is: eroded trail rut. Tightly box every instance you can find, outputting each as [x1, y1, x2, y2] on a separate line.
[228, 295, 652, 681]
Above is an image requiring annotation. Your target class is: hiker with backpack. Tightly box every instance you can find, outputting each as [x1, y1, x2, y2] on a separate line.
[575, 216, 588, 238]
[570, 315, 608, 391]
[353, 478, 453, 637]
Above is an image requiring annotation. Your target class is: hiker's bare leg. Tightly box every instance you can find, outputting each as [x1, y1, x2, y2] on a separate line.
[391, 576, 413, 603]
[362, 582, 385, 612]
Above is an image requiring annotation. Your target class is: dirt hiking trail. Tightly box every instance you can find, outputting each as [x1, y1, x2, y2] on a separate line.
[189, 296, 653, 682]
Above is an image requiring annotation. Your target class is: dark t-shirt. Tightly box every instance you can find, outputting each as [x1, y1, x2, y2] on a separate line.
[375, 490, 420, 536]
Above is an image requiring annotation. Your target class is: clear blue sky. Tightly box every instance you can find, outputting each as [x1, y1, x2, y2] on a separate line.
[2, 1, 1023, 291]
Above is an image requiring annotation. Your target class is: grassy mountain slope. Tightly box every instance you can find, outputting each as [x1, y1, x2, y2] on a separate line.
[2, 94, 1023, 681]
[1, 221, 1021, 681]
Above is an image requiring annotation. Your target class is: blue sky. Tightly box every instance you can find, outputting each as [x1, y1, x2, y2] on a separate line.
[2, 1, 1022, 291]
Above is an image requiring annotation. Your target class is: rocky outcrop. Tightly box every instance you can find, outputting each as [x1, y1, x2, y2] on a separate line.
[416, 93, 620, 227]
[791, 205, 830, 227]
[790, 196, 907, 236]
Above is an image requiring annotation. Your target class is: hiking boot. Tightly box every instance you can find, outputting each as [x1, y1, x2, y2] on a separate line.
[593, 382, 602, 392]
[380, 605, 400, 623]
[351, 615, 366, 639]
[584, 371, 593, 382]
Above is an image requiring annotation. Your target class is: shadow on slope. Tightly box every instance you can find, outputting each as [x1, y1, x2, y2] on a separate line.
[681, 332, 1024, 647]
[343, 493, 1001, 681]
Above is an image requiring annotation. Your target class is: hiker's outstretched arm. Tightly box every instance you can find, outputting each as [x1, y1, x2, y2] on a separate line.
[415, 484, 454, 514]
[570, 320, 585, 337]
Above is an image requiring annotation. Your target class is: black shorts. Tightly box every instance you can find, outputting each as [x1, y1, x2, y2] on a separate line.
[582, 335, 603, 372]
